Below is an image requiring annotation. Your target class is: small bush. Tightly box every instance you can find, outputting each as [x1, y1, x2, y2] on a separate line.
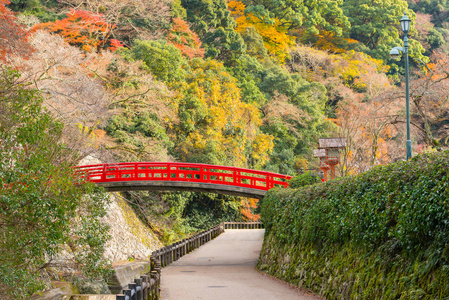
[288, 171, 321, 188]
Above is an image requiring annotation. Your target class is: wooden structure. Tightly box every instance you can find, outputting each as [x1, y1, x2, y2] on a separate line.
[76, 162, 292, 199]
[314, 138, 346, 181]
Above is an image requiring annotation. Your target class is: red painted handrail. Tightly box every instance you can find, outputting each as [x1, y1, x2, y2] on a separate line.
[76, 162, 292, 191]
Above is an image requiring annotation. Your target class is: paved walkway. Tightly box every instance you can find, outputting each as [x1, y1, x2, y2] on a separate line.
[161, 229, 321, 300]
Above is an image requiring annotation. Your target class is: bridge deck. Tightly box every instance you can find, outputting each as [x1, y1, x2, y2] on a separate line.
[96, 181, 266, 199]
[160, 230, 321, 300]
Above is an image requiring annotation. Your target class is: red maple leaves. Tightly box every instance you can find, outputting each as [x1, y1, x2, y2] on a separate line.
[33, 9, 124, 53]
[0, 0, 34, 62]
[167, 18, 204, 58]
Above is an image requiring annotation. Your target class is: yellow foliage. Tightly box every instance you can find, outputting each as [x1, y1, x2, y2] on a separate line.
[301, 29, 359, 54]
[75, 123, 106, 149]
[173, 59, 273, 167]
[331, 50, 390, 92]
[228, 0, 295, 62]
[251, 133, 274, 168]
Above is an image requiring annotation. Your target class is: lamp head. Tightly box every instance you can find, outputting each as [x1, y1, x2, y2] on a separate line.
[390, 48, 402, 60]
[400, 12, 411, 33]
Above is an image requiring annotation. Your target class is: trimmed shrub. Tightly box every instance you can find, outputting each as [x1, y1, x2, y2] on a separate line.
[260, 151, 449, 299]
[288, 171, 322, 188]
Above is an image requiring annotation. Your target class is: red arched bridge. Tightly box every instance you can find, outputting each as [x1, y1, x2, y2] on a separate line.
[76, 162, 292, 199]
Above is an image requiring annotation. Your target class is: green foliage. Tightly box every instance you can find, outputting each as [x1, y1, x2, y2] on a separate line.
[0, 68, 110, 298]
[183, 194, 242, 230]
[227, 54, 267, 105]
[241, 0, 350, 38]
[182, 0, 246, 62]
[8, 0, 41, 12]
[409, 0, 449, 27]
[258, 62, 334, 174]
[342, 0, 427, 62]
[261, 151, 449, 298]
[131, 40, 186, 83]
[427, 27, 448, 50]
[106, 112, 170, 146]
[171, 0, 187, 19]
[239, 27, 269, 60]
[407, 0, 449, 53]
[289, 171, 321, 188]
[153, 192, 243, 244]
[8, 0, 67, 23]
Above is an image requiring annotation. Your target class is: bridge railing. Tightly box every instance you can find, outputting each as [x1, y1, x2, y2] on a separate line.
[76, 162, 291, 191]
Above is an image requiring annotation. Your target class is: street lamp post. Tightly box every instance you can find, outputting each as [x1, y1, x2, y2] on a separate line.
[390, 12, 412, 160]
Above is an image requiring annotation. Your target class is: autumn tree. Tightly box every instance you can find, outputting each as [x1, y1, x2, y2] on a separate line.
[0, 0, 34, 62]
[228, 0, 294, 62]
[225, 46, 335, 174]
[12, 30, 110, 144]
[240, 198, 260, 221]
[335, 89, 402, 175]
[261, 93, 308, 174]
[172, 58, 273, 168]
[52, 0, 171, 43]
[286, 44, 403, 174]
[167, 18, 205, 59]
[32, 9, 123, 52]
[98, 50, 176, 162]
[408, 50, 449, 148]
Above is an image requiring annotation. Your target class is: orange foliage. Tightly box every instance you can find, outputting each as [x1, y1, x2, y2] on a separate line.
[239, 198, 260, 221]
[167, 18, 204, 59]
[0, 0, 34, 62]
[108, 39, 125, 52]
[32, 9, 123, 53]
[228, 0, 294, 62]
[311, 30, 359, 54]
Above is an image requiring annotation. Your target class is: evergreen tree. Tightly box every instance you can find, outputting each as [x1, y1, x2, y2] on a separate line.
[181, 0, 246, 62]
[342, 0, 426, 62]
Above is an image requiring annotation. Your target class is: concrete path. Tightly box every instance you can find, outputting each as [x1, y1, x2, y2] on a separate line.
[161, 229, 321, 300]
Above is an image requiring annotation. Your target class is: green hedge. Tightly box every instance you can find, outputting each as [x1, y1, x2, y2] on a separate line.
[260, 151, 449, 298]
[289, 171, 322, 188]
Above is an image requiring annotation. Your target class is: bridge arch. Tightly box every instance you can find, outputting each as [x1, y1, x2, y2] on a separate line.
[77, 162, 292, 199]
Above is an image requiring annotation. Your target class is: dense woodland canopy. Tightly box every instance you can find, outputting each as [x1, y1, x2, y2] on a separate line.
[2, 0, 449, 297]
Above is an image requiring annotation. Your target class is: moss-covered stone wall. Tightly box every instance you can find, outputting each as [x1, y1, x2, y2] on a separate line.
[258, 152, 449, 299]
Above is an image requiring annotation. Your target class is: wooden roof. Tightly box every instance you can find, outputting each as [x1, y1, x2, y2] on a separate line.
[318, 138, 346, 149]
